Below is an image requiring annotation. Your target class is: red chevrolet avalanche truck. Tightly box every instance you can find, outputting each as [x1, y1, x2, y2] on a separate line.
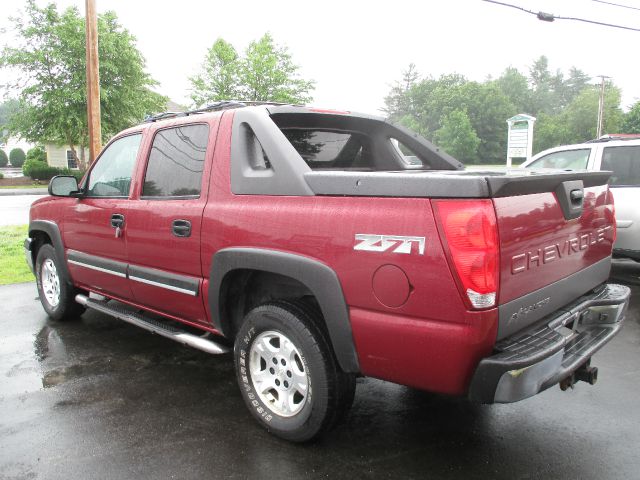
[25, 102, 630, 442]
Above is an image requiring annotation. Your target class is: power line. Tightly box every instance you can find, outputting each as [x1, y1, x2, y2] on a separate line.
[482, 0, 640, 31]
[553, 12, 640, 31]
[591, 0, 640, 13]
[482, 0, 537, 16]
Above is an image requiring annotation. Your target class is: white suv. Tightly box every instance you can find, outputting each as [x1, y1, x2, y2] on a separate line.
[523, 137, 640, 262]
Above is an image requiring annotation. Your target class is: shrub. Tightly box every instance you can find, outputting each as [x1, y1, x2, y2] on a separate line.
[22, 158, 45, 178]
[24, 162, 65, 181]
[26, 146, 46, 163]
[60, 168, 84, 182]
[0, 172, 4, 179]
[0, 150, 7, 167]
[24, 161, 85, 182]
[9, 148, 26, 167]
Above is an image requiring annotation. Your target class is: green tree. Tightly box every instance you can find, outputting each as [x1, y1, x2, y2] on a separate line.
[494, 67, 530, 113]
[383, 59, 619, 163]
[189, 38, 241, 106]
[563, 84, 623, 142]
[240, 33, 314, 103]
[386, 73, 468, 140]
[534, 83, 623, 152]
[382, 63, 419, 118]
[26, 146, 46, 163]
[622, 101, 640, 133]
[384, 73, 515, 163]
[434, 109, 480, 162]
[0, 150, 8, 167]
[562, 67, 591, 106]
[0, 100, 20, 142]
[528, 56, 553, 115]
[189, 33, 314, 107]
[533, 112, 567, 153]
[1, 1, 166, 169]
[461, 82, 516, 163]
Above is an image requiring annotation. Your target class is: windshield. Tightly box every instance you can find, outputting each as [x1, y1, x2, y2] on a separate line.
[527, 149, 590, 169]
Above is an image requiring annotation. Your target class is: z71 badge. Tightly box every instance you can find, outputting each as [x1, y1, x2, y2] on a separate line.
[354, 234, 426, 255]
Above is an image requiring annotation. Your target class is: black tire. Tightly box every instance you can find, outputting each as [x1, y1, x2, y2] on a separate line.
[298, 298, 356, 429]
[35, 244, 85, 321]
[234, 300, 356, 442]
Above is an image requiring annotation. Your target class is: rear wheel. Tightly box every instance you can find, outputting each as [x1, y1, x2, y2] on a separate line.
[234, 301, 355, 442]
[35, 244, 85, 321]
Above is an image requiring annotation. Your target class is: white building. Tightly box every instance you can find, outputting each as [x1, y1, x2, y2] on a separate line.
[44, 144, 88, 170]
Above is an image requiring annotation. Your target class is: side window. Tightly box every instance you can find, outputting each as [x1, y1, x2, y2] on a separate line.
[86, 134, 142, 197]
[241, 124, 271, 171]
[527, 149, 590, 169]
[601, 146, 640, 186]
[142, 124, 209, 197]
[391, 138, 425, 167]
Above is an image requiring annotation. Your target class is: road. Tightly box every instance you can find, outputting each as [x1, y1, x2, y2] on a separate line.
[0, 195, 45, 226]
[1, 263, 639, 480]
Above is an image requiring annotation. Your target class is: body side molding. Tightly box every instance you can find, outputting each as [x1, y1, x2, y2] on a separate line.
[66, 250, 201, 297]
[209, 247, 359, 373]
[128, 264, 200, 296]
[67, 249, 128, 278]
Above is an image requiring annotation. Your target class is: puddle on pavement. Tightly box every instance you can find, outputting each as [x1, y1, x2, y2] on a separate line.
[41, 364, 90, 388]
[42, 369, 67, 387]
[34, 325, 68, 362]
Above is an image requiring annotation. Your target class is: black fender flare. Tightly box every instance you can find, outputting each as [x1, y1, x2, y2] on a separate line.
[28, 220, 73, 284]
[209, 247, 359, 373]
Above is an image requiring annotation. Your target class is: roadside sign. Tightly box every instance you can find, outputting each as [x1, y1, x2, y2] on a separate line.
[506, 114, 536, 167]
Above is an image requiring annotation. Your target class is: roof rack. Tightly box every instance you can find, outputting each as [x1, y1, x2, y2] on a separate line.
[144, 100, 301, 123]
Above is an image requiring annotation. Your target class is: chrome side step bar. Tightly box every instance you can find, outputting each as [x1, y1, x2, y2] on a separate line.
[75, 294, 230, 355]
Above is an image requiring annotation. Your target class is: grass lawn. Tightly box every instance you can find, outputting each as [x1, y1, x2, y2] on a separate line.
[0, 225, 34, 285]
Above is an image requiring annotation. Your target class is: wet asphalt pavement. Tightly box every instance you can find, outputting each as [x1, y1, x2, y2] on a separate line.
[0, 195, 46, 226]
[1, 263, 639, 480]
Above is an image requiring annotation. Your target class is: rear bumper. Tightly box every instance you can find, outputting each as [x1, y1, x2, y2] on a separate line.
[613, 248, 640, 262]
[469, 283, 630, 404]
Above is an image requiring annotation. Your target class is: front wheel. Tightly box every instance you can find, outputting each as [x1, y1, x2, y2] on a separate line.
[234, 301, 355, 442]
[35, 244, 85, 321]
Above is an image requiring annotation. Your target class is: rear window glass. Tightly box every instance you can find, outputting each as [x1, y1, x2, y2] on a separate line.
[280, 129, 370, 169]
[602, 145, 640, 186]
[527, 149, 590, 169]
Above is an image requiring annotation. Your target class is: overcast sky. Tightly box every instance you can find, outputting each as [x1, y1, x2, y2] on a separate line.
[2, 0, 639, 115]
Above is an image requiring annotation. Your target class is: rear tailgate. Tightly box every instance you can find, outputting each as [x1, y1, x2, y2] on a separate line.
[492, 174, 615, 339]
[303, 161, 615, 340]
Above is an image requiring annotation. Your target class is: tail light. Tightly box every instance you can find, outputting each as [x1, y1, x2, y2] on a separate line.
[433, 199, 499, 309]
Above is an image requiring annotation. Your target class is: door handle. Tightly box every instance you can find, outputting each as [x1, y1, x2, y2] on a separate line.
[172, 219, 191, 238]
[111, 214, 125, 238]
[111, 214, 125, 228]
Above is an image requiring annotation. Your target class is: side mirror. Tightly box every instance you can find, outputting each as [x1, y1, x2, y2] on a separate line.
[48, 175, 80, 197]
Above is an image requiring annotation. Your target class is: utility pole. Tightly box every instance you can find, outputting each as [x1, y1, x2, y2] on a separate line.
[596, 75, 610, 139]
[85, 0, 102, 166]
